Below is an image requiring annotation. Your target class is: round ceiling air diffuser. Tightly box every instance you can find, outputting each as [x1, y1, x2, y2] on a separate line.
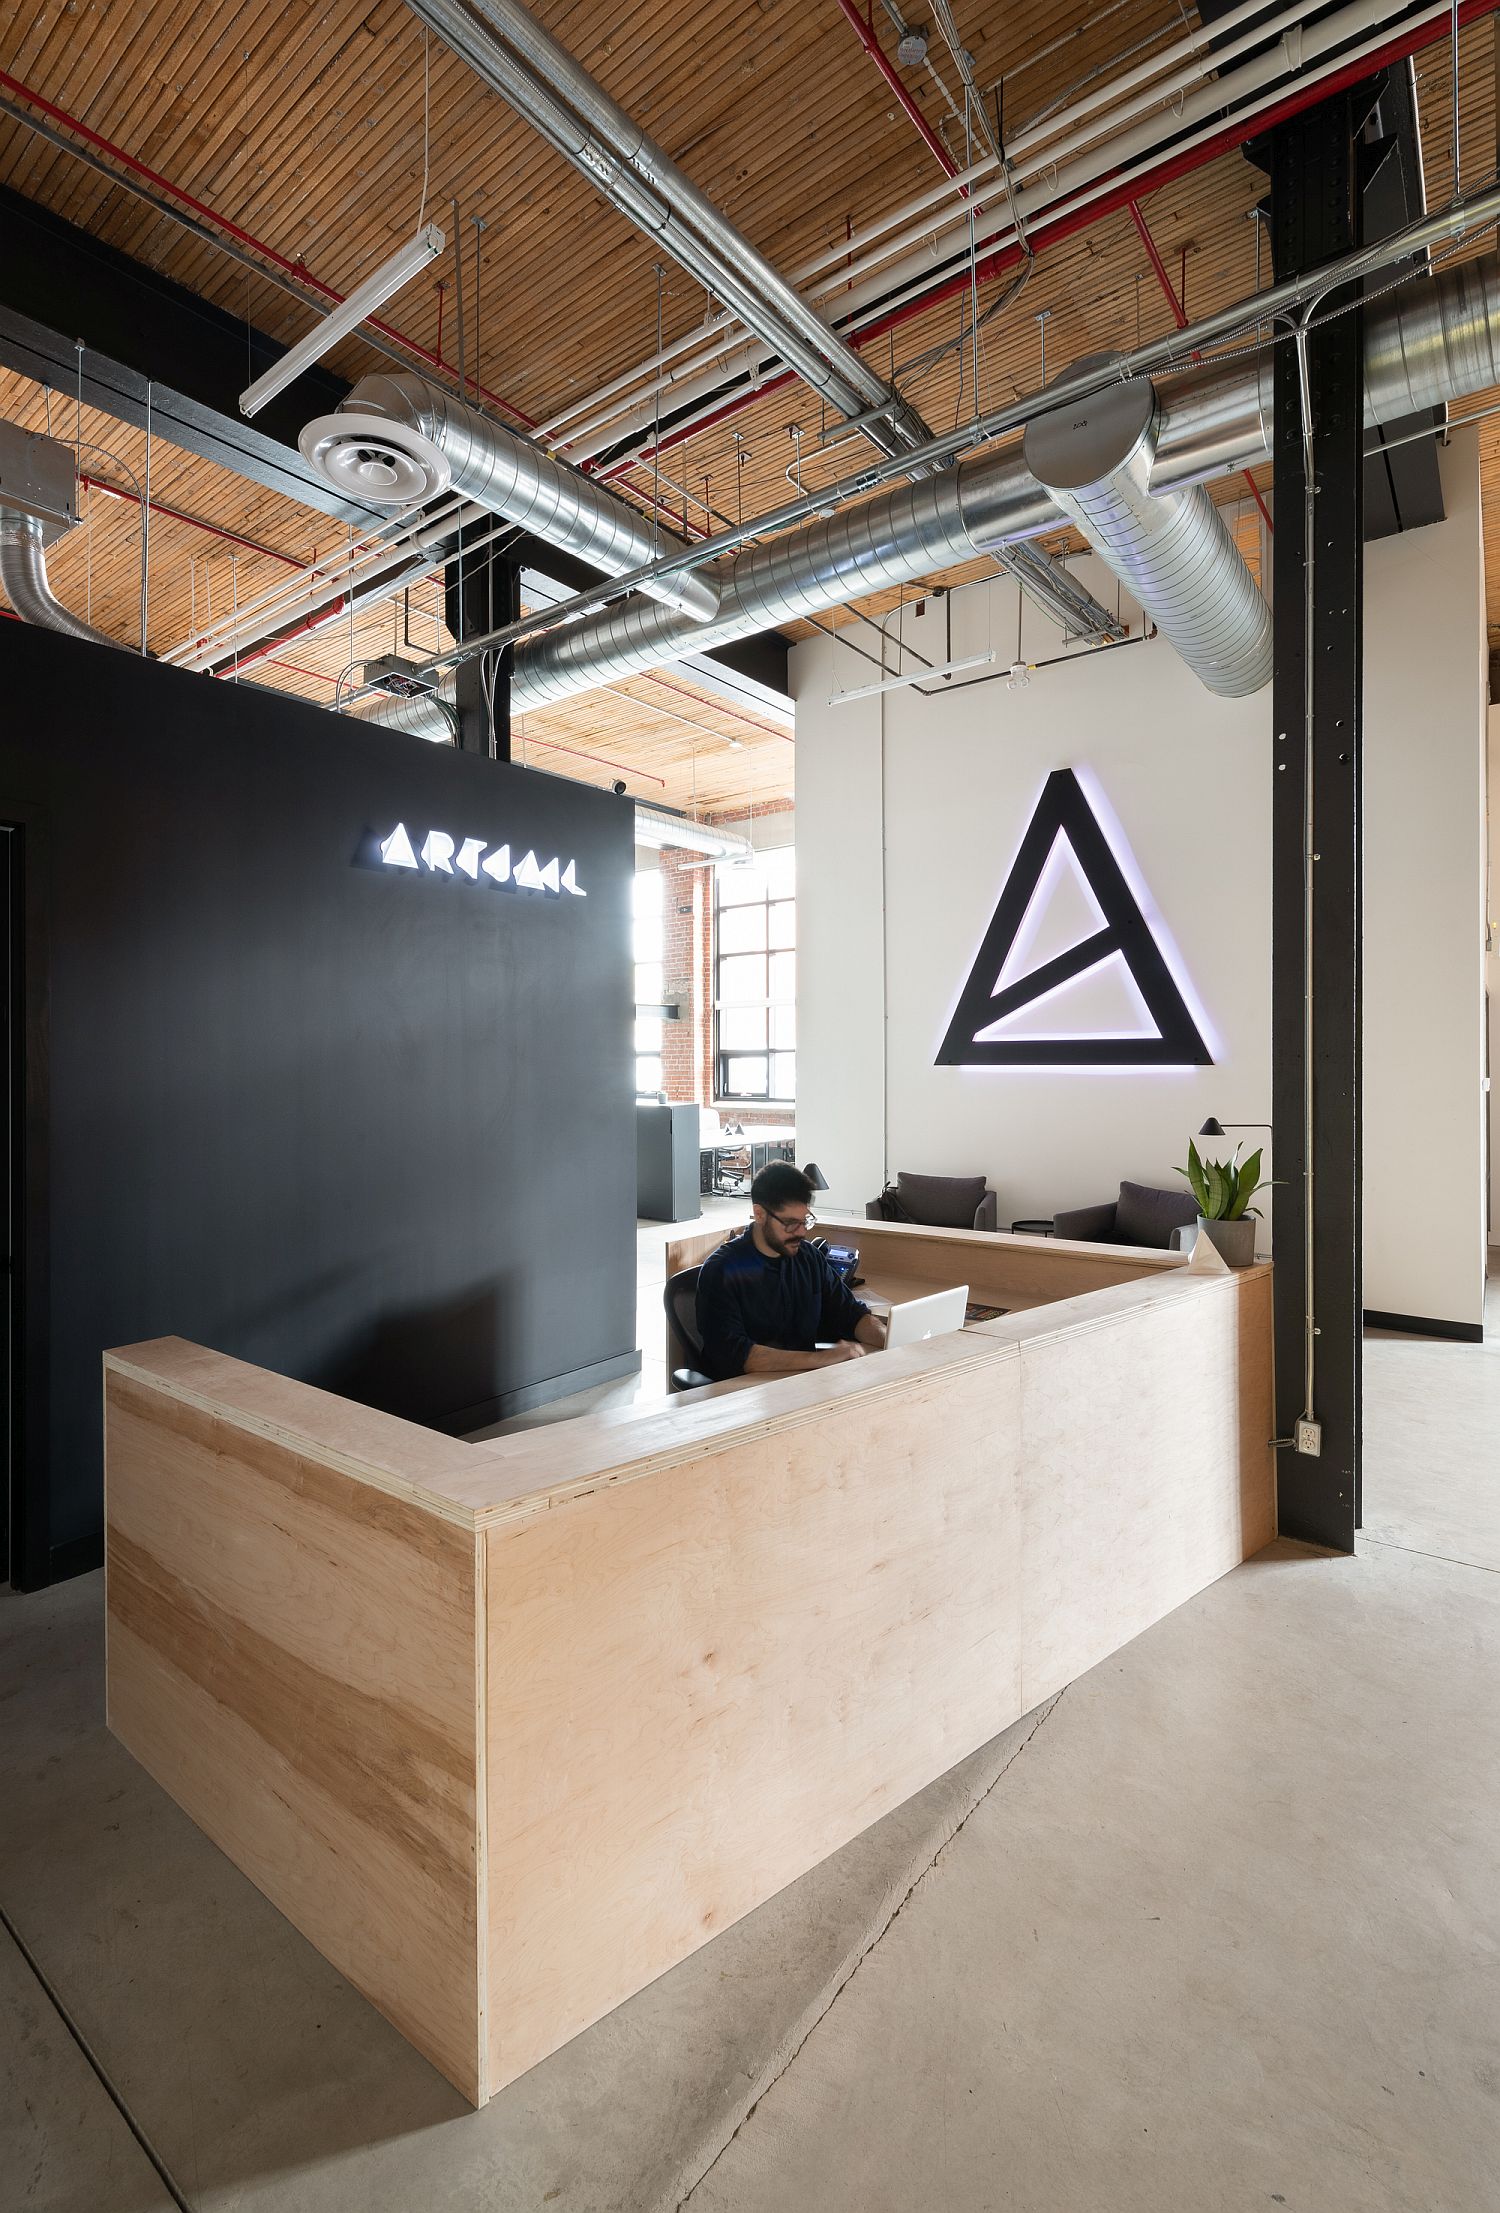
[297, 410, 452, 509]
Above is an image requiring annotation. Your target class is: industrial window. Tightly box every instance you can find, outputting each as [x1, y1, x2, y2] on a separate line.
[714, 847, 795, 1103]
[633, 866, 665, 1098]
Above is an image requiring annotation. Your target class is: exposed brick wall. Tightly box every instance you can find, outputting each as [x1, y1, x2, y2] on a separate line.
[658, 844, 704, 1102]
[654, 799, 798, 1119]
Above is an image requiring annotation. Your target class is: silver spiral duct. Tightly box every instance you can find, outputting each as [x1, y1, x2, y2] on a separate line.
[633, 805, 754, 862]
[407, 0, 930, 461]
[347, 685, 458, 743]
[0, 510, 116, 646]
[299, 371, 720, 624]
[512, 451, 1057, 708]
[1024, 368, 1273, 698]
[511, 249, 1500, 710]
[1361, 251, 1500, 422]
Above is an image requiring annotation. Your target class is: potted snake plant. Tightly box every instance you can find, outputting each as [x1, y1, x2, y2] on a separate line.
[1172, 1139, 1268, 1268]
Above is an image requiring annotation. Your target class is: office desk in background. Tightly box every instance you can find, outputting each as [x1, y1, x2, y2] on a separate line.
[698, 1124, 796, 1194]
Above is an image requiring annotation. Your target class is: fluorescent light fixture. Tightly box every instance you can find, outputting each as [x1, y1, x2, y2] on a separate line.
[829, 649, 994, 705]
[632, 805, 753, 864]
[240, 225, 445, 418]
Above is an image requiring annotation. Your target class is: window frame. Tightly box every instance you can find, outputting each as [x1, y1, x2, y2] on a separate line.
[713, 851, 795, 1105]
[632, 866, 666, 1099]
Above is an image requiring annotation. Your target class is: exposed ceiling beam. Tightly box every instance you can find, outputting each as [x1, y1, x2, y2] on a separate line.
[0, 187, 793, 702]
[0, 187, 379, 527]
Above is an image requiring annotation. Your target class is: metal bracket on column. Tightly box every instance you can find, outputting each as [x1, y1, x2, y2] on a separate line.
[444, 534, 522, 760]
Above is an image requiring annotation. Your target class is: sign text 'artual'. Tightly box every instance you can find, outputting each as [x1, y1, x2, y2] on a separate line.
[378, 823, 586, 896]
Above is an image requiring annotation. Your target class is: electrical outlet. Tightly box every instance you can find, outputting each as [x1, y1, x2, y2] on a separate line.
[1295, 1418, 1322, 1457]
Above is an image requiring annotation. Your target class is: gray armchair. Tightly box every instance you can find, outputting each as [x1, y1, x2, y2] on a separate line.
[1053, 1180, 1198, 1249]
[867, 1171, 999, 1233]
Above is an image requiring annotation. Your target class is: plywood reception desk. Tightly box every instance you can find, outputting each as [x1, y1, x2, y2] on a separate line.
[104, 1227, 1274, 2105]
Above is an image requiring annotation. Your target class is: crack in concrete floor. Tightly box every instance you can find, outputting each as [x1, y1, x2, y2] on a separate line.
[673, 1691, 1065, 2213]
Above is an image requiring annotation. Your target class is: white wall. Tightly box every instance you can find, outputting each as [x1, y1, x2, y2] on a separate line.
[796, 434, 1488, 1328]
[1363, 440, 1488, 1323]
[1488, 706, 1499, 1247]
[797, 558, 1272, 1231]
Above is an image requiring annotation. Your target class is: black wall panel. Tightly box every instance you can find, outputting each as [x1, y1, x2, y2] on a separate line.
[1, 620, 636, 1582]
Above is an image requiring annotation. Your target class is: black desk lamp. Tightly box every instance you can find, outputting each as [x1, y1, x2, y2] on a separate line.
[802, 1162, 830, 1192]
[1199, 1118, 1272, 1142]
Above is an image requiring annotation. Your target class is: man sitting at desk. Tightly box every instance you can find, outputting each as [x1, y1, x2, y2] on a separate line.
[696, 1163, 888, 1379]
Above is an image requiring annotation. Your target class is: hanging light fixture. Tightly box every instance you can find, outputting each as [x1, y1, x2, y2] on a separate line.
[240, 225, 446, 418]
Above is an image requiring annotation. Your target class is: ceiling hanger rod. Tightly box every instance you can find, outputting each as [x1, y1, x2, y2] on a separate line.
[361, 180, 1500, 696]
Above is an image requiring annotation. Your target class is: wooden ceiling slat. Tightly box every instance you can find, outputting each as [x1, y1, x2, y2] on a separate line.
[5, 0, 1500, 813]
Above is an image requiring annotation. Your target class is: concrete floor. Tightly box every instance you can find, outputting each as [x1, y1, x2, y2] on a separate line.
[3, 1250, 1497, 2211]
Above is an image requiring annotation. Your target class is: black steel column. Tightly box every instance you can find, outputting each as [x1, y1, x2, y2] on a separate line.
[444, 537, 521, 759]
[1268, 98, 1364, 1551]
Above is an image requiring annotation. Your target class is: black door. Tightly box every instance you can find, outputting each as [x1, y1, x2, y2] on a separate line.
[3, 823, 17, 1584]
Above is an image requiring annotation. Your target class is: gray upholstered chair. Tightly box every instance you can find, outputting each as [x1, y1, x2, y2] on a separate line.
[866, 1171, 999, 1233]
[1053, 1181, 1198, 1249]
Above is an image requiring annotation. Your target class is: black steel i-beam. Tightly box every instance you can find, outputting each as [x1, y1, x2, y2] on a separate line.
[444, 538, 522, 758]
[1268, 98, 1365, 1552]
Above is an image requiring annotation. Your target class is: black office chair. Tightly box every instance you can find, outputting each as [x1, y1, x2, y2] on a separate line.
[663, 1266, 713, 1392]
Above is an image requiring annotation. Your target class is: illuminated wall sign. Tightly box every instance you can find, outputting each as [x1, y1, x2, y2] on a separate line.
[936, 768, 1211, 1066]
[378, 823, 585, 896]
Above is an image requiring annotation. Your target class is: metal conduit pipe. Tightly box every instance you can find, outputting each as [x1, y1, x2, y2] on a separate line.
[1024, 369, 1272, 696]
[543, 0, 1421, 464]
[0, 509, 117, 646]
[1152, 246, 1500, 491]
[511, 247, 1500, 710]
[298, 372, 720, 624]
[405, 0, 932, 461]
[511, 452, 1058, 708]
[633, 805, 754, 862]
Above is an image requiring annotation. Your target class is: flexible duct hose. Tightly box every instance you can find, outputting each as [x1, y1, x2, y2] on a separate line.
[0, 510, 117, 647]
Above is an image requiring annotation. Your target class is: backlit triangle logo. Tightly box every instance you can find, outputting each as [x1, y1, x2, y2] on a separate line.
[936, 769, 1212, 1066]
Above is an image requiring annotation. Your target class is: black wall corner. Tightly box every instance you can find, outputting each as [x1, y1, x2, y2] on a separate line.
[2, 621, 637, 1583]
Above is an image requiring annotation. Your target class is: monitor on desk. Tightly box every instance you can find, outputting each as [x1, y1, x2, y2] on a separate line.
[884, 1284, 970, 1351]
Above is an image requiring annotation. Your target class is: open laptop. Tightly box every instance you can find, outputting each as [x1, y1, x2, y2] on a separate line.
[884, 1284, 970, 1351]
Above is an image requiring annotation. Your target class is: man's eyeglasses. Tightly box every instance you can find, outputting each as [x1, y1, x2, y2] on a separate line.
[768, 1210, 816, 1233]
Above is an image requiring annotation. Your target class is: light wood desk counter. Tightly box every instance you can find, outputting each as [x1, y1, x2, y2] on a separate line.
[104, 1228, 1274, 2106]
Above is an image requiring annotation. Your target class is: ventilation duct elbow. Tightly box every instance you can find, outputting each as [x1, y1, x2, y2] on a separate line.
[1024, 371, 1272, 698]
[346, 684, 458, 743]
[0, 509, 117, 648]
[361, 254, 1500, 710]
[299, 373, 719, 624]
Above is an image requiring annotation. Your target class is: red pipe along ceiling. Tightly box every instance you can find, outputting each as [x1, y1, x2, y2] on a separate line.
[1125, 200, 1275, 533]
[79, 473, 307, 566]
[0, 67, 538, 432]
[831, 0, 965, 184]
[622, 0, 1500, 478]
[8, 0, 1499, 519]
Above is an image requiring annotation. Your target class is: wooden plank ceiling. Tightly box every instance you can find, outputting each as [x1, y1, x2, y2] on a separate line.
[2, 0, 1498, 815]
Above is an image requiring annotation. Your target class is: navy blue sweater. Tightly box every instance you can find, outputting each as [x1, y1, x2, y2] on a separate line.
[695, 1228, 870, 1380]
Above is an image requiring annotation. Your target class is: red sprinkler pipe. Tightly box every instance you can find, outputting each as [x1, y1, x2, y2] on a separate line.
[0, 70, 698, 541]
[260, 655, 339, 684]
[79, 473, 305, 566]
[1127, 200, 1275, 534]
[522, 732, 668, 783]
[0, 68, 538, 431]
[624, 0, 1500, 481]
[833, 0, 963, 182]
